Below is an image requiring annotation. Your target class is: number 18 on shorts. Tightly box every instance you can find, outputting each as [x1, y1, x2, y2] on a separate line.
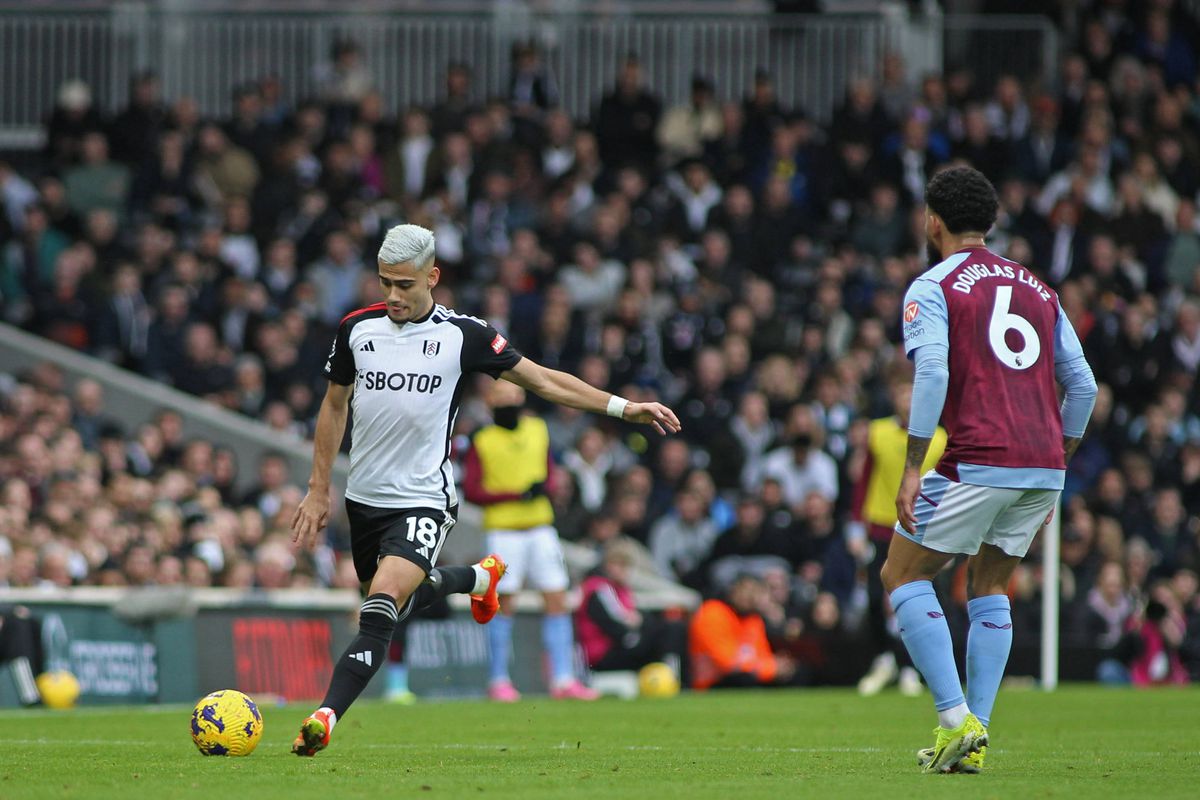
[346, 499, 455, 581]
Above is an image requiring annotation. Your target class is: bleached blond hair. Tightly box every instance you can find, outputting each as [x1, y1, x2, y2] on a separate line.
[378, 224, 436, 270]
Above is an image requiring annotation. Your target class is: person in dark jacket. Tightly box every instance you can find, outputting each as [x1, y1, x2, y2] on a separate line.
[575, 539, 687, 675]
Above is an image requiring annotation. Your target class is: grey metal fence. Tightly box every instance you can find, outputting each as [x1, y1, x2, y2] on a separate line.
[942, 14, 1059, 92]
[0, 6, 1061, 143]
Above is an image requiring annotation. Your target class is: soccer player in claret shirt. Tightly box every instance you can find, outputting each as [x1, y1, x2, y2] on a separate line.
[881, 167, 1097, 774]
[289, 224, 681, 756]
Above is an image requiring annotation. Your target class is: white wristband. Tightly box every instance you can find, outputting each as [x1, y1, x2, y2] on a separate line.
[606, 395, 629, 419]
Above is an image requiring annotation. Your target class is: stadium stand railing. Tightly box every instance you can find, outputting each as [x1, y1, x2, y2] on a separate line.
[0, 2, 1058, 147]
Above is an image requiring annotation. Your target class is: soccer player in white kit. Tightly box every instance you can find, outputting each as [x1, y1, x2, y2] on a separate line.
[290, 224, 681, 755]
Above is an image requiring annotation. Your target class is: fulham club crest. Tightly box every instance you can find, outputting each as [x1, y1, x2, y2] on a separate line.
[423, 340, 441, 359]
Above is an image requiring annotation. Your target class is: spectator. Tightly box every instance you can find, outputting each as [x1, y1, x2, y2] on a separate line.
[1012, 95, 1071, 184]
[658, 75, 723, 169]
[729, 391, 778, 491]
[194, 124, 260, 210]
[224, 83, 275, 168]
[314, 38, 373, 132]
[689, 573, 796, 690]
[45, 80, 104, 167]
[558, 240, 625, 315]
[306, 230, 365, 327]
[984, 74, 1030, 141]
[171, 322, 232, 397]
[594, 55, 661, 172]
[508, 42, 558, 126]
[1127, 582, 1191, 686]
[761, 432, 839, 510]
[648, 489, 719, 587]
[430, 62, 476, 139]
[64, 132, 130, 220]
[383, 109, 435, 206]
[108, 71, 167, 165]
[576, 539, 687, 675]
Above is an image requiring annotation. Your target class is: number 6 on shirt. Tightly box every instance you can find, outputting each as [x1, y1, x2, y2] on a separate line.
[987, 286, 1041, 370]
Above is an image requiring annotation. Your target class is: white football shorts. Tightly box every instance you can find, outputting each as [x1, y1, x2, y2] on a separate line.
[894, 470, 1058, 558]
[486, 525, 570, 593]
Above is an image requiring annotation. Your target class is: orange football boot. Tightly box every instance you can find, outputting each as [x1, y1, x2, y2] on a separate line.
[470, 554, 507, 624]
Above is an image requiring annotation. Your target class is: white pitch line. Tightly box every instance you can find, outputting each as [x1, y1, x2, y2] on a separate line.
[7, 739, 886, 754]
[0, 704, 192, 720]
[15, 740, 1185, 759]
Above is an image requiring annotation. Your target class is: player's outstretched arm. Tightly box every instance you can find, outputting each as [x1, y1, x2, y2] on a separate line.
[500, 358, 681, 435]
[291, 381, 353, 550]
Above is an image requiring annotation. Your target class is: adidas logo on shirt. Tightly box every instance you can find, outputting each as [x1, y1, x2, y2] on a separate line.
[359, 340, 376, 352]
[349, 651, 373, 666]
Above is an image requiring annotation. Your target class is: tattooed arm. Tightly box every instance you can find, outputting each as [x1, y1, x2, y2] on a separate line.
[896, 343, 949, 534]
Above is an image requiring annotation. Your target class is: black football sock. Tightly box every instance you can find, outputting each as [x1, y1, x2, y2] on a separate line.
[397, 565, 478, 622]
[430, 565, 477, 595]
[320, 593, 397, 718]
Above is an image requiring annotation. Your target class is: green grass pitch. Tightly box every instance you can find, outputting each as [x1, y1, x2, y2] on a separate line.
[3, 686, 1196, 799]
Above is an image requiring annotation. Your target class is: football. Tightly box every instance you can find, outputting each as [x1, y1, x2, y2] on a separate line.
[189, 689, 264, 756]
[36, 671, 81, 709]
[638, 662, 680, 699]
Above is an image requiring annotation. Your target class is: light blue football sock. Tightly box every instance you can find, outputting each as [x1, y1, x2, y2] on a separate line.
[386, 663, 409, 695]
[890, 580, 966, 714]
[542, 613, 576, 685]
[487, 614, 514, 684]
[966, 594, 1013, 727]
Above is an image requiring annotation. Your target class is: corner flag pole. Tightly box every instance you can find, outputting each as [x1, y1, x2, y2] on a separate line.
[1040, 498, 1062, 691]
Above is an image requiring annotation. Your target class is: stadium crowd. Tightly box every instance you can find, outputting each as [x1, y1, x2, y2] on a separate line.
[3, 1, 1200, 685]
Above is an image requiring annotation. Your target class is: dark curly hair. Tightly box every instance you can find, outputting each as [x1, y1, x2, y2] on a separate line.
[924, 166, 999, 235]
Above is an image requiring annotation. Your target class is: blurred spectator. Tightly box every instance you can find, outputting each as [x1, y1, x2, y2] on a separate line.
[658, 75, 723, 168]
[1127, 582, 1191, 686]
[595, 55, 661, 172]
[314, 39, 373, 133]
[761, 432, 838, 510]
[109, 70, 166, 165]
[576, 539, 687, 674]
[430, 62, 477, 138]
[194, 124, 260, 209]
[64, 132, 130, 220]
[689, 573, 796, 690]
[649, 489, 719, 587]
[1012, 95, 1071, 184]
[45, 80, 103, 167]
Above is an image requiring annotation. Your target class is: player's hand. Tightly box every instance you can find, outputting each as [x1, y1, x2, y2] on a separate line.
[624, 402, 681, 435]
[291, 489, 331, 551]
[895, 469, 922, 535]
[1041, 506, 1055, 530]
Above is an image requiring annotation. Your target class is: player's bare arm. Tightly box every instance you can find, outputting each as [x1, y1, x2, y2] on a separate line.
[291, 381, 353, 550]
[500, 357, 681, 435]
[1063, 436, 1082, 462]
[895, 435, 932, 534]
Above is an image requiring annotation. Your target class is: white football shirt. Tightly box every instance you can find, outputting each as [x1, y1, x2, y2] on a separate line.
[324, 302, 522, 510]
